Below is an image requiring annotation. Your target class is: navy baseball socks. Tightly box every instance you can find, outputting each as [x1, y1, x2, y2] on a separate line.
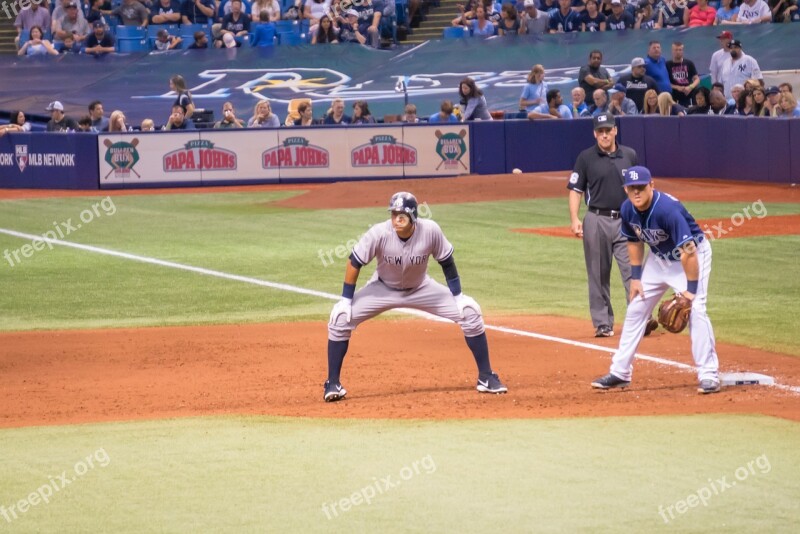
[324, 339, 348, 402]
[466, 333, 507, 394]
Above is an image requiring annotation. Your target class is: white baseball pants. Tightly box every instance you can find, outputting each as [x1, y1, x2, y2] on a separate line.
[609, 239, 719, 383]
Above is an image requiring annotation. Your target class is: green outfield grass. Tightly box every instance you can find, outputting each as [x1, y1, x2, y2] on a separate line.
[0, 415, 797, 532]
[0, 191, 798, 355]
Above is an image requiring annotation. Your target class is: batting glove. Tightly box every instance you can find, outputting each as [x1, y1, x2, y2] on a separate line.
[329, 298, 352, 325]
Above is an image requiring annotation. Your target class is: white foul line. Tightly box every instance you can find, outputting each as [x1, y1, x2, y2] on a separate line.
[2, 228, 798, 394]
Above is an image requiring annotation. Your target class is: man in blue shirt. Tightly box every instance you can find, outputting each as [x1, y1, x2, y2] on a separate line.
[606, 0, 633, 30]
[591, 166, 720, 394]
[181, 0, 216, 25]
[527, 89, 573, 119]
[644, 40, 672, 94]
[548, 0, 581, 32]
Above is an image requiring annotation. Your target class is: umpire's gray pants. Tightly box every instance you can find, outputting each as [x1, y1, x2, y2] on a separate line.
[582, 211, 631, 329]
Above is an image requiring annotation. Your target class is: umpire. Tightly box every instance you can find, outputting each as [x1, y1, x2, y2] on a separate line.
[568, 114, 636, 337]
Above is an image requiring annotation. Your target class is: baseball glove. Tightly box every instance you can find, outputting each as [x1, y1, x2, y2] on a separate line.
[657, 293, 692, 334]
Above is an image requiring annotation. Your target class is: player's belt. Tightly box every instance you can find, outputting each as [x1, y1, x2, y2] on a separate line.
[378, 277, 413, 291]
[588, 207, 621, 219]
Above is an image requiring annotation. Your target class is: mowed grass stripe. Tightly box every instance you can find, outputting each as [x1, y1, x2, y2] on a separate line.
[0, 415, 797, 532]
[0, 194, 798, 355]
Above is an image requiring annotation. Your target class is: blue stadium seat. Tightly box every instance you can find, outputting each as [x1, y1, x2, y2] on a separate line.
[298, 19, 310, 40]
[442, 26, 466, 39]
[274, 20, 298, 34]
[180, 23, 213, 43]
[380, 15, 398, 45]
[116, 37, 148, 53]
[278, 32, 302, 45]
[395, 0, 408, 26]
[115, 25, 146, 39]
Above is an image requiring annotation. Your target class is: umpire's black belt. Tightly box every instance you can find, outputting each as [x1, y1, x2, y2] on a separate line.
[378, 277, 413, 291]
[588, 207, 621, 219]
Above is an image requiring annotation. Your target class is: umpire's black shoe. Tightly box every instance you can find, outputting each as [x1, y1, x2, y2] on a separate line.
[595, 326, 614, 337]
[644, 318, 659, 337]
[591, 373, 631, 390]
[323, 380, 347, 402]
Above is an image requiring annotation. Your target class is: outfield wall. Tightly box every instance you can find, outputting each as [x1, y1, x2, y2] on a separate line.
[0, 118, 797, 189]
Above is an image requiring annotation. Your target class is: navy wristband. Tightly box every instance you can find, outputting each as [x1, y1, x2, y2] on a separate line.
[446, 277, 462, 296]
[686, 280, 698, 294]
[631, 265, 642, 280]
[342, 282, 356, 299]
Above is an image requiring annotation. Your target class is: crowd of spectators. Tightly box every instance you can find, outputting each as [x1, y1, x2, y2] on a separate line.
[451, 0, 799, 36]
[520, 35, 800, 119]
[7, 0, 800, 133]
[13, 0, 400, 52]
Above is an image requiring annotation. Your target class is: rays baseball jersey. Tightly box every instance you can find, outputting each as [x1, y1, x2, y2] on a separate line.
[620, 190, 704, 261]
[352, 218, 454, 290]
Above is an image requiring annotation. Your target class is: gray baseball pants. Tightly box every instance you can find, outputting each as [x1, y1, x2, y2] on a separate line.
[582, 210, 632, 329]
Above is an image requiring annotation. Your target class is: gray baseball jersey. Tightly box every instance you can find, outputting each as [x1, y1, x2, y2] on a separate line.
[329, 218, 485, 342]
[352, 218, 454, 290]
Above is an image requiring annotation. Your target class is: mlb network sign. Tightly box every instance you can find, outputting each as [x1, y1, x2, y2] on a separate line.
[0, 133, 98, 189]
[0, 145, 76, 173]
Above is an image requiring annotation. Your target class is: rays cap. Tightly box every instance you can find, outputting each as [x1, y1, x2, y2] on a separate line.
[623, 166, 653, 187]
[46, 101, 64, 112]
[593, 113, 616, 130]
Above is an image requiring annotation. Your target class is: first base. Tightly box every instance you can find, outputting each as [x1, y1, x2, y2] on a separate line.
[719, 372, 775, 387]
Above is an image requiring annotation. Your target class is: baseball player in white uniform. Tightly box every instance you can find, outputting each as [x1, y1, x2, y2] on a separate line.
[591, 166, 721, 394]
[324, 192, 507, 401]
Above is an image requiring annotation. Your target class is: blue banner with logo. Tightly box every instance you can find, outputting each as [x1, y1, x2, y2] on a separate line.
[0, 133, 99, 189]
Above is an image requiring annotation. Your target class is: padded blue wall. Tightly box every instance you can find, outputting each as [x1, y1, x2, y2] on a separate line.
[471, 117, 797, 184]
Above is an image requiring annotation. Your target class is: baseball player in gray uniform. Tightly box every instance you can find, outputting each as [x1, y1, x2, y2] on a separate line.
[324, 192, 507, 402]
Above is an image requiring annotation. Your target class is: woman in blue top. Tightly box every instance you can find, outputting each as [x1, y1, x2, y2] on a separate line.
[470, 5, 495, 36]
[18, 26, 58, 57]
[714, 0, 739, 22]
[459, 77, 493, 121]
[777, 92, 800, 118]
[519, 64, 547, 113]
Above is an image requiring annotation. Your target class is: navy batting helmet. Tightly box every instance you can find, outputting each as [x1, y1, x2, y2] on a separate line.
[388, 191, 418, 222]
